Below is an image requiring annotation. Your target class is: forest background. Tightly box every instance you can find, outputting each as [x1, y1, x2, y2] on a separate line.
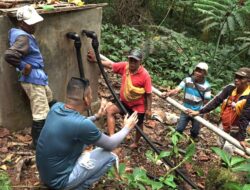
[89, 0, 250, 92]
[1, 1, 250, 190]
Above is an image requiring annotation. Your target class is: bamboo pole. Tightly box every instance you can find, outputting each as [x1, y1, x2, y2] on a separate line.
[100, 54, 250, 156]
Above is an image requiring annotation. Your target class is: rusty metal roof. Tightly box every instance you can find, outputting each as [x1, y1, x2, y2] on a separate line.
[0, 2, 107, 16]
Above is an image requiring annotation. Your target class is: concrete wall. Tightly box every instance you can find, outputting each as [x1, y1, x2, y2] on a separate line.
[0, 7, 103, 130]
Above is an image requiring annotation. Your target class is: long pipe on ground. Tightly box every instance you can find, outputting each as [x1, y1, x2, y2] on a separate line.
[80, 34, 199, 189]
[100, 54, 250, 156]
[152, 87, 250, 156]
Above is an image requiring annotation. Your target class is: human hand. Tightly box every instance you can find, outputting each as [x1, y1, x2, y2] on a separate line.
[22, 64, 32, 76]
[124, 111, 138, 130]
[87, 50, 97, 63]
[186, 109, 199, 117]
[240, 141, 250, 150]
[96, 98, 110, 118]
[162, 90, 174, 98]
[161, 92, 167, 98]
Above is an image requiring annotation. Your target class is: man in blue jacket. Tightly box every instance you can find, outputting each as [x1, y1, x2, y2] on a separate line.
[4, 6, 55, 147]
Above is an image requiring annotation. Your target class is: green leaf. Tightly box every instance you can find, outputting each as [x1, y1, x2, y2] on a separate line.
[119, 163, 126, 175]
[243, 184, 250, 190]
[157, 151, 171, 160]
[171, 132, 179, 146]
[223, 182, 242, 190]
[136, 183, 146, 190]
[232, 163, 250, 172]
[162, 175, 177, 188]
[211, 147, 231, 167]
[230, 156, 246, 167]
[150, 181, 164, 190]
[184, 143, 196, 160]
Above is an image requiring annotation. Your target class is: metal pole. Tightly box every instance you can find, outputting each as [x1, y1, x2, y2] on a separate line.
[100, 54, 250, 156]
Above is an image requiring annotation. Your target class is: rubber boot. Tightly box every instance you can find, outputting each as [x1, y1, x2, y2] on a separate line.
[32, 120, 45, 148]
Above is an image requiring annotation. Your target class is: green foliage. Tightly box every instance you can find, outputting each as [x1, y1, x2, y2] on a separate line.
[145, 150, 171, 165]
[101, 24, 145, 62]
[108, 132, 195, 190]
[101, 24, 247, 92]
[0, 171, 11, 190]
[108, 163, 164, 190]
[159, 174, 177, 189]
[205, 167, 245, 190]
[223, 183, 250, 190]
[211, 147, 250, 172]
[235, 31, 250, 55]
[194, 0, 249, 34]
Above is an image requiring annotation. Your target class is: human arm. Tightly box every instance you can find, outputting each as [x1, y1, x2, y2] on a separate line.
[199, 84, 234, 114]
[4, 35, 32, 75]
[87, 50, 113, 69]
[87, 98, 111, 122]
[186, 85, 233, 116]
[162, 86, 182, 97]
[237, 94, 250, 143]
[162, 78, 186, 98]
[94, 112, 138, 151]
[145, 93, 152, 119]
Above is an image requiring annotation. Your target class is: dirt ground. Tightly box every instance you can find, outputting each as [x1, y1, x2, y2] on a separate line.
[0, 72, 227, 190]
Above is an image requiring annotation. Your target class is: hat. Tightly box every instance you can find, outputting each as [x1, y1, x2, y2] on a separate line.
[195, 62, 208, 73]
[128, 49, 143, 61]
[16, 5, 43, 25]
[235, 67, 250, 79]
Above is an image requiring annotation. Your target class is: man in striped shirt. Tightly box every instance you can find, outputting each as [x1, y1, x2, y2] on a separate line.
[163, 62, 211, 140]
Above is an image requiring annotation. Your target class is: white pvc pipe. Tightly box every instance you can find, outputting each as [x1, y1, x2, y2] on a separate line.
[100, 54, 250, 155]
[152, 87, 250, 155]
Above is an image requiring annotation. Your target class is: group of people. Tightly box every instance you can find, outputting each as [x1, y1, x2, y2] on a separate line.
[4, 5, 250, 190]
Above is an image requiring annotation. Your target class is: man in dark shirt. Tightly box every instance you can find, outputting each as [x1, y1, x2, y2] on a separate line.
[188, 67, 250, 150]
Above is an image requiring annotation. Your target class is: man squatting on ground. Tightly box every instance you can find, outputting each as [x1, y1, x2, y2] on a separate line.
[188, 67, 250, 153]
[36, 77, 138, 190]
[88, 49, 152, 148]
[4, 6, 56, 147]
[162, 62, 211, 140]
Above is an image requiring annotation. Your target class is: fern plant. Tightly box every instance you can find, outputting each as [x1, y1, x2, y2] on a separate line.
[194, 0, 249, 34]
[194, 0, 250, 60]
[235, 31, 250, 55]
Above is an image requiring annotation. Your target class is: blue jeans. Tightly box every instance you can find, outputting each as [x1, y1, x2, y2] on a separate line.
[63, 148, 116, 190]
[176, 112, 201, 138]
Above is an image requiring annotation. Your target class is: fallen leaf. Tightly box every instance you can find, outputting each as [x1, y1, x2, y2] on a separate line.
[0, 128, 10, 138]
[0, 165, 7, 170]
[7, 142, 28, 147]
[0, 147, 8, 153]
[2, 153, 14, 163]
[145, 120, 156, 128]
[33, 182, 40, 186]
[198, 152, 210, 161]
[15, 156, 22, 163]
[13, 134, 32, 143]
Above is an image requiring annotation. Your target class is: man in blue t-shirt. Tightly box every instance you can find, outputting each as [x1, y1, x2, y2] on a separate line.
[36, 77, 138, 190]
[163, 62, 211, 140]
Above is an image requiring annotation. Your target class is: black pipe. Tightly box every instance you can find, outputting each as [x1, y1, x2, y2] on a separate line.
[66, 32, 85, 79]
[66, 32, 92, 116]
[82, 30, 199, 190]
